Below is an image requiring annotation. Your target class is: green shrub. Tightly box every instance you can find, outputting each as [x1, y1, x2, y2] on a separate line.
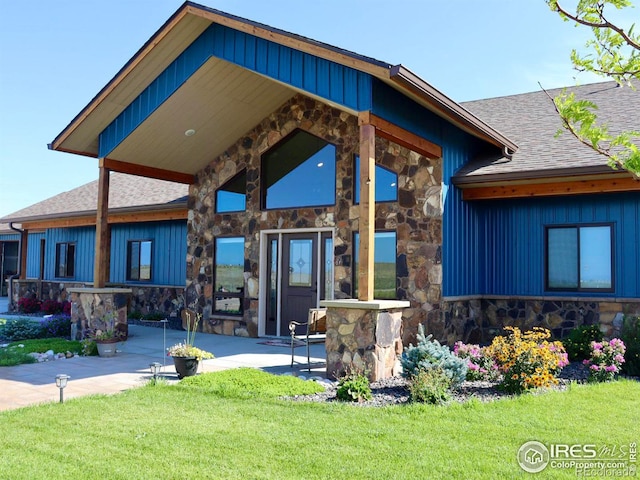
[7, 338, 82, 355]
[40, 316, 71, 338]
[0, 347, 37, 367]
[401, 324, 468, 386]
[142, 312, 166, 321]
[0, 319, 43, 341]
[621, 316, 640, 376]
[409, 367, 452, 404]
[336, 368, 372, 402]
[128, 310, 144, 320]
[178, 368, 324, 398]
[563, 324, 604, 361]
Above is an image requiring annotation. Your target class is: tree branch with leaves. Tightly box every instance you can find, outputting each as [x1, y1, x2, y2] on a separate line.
[545, 0, 640, 176]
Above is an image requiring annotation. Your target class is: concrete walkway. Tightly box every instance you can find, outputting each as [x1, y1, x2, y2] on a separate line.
[0, 302, 326, 411]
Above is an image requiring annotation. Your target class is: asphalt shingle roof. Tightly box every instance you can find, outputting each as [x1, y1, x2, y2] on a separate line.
[457, 80, 639, 180]
[1, 172, 188, 223]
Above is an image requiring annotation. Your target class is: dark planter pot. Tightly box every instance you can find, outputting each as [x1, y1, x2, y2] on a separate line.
[173, 356, 199, 379]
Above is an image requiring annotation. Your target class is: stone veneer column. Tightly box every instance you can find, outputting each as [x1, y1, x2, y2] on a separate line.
[321, 299, 410, 381]
[68, 288, 132, 341]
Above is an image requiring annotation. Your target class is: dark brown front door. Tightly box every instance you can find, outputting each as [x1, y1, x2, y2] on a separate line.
[281, 233, 318, 335]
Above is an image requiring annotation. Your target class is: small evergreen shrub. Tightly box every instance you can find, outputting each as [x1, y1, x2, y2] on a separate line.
[0, 319, 44, 341]
[486, 327, 569, 394]
[336, 368, 372, 402]
[453, 342, 500, 382]
[0, 347, 38, 367]
[583, 338, 626, 382]
[401, 324, 468, 386]
[621, 316, 640, 377]
[563, 324, 604, 361]
[409, 368, 452, 405]
[17, 297, 41, 314]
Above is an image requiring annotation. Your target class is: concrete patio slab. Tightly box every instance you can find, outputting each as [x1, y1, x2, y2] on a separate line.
[0, 319, 326, 412]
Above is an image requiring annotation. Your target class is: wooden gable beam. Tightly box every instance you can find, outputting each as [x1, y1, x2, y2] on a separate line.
[103, 158, 194, 184]
[358, 112, 442, 159]
[461, 176, 640, 200]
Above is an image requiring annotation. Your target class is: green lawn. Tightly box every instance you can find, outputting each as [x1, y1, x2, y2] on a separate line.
[0, 371, 637, 479]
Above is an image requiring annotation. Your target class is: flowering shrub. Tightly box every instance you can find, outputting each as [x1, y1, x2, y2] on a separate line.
[453, 342, 500, 382]
[62, 301, 71, 316]
[583, 338, 626, 383]
[39, 315, 71, 338]
[17, 297, 41, 314]
[485, 327, 569, 394]
[41, 300, 64, 315]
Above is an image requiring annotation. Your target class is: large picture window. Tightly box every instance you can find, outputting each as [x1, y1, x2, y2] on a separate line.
[55, 242, 75, 278]
[546, 224, 613, 291]
[262, 129, 336, 209]
[353, 155, 398, 204]
[214, 237, 245, 315]
[353, 231, 397, 299]
[216, 170, 246, 213]
[127, 240, 152, 281]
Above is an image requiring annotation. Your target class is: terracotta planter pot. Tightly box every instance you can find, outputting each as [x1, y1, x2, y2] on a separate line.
[173, 356, 199, 379]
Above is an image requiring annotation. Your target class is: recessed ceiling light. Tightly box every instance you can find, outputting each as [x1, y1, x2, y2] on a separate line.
[184, 129, 196, 137]
[317, 162, 324, 167]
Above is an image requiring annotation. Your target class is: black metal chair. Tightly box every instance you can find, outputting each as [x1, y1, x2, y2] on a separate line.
[289, 308, 327, 371]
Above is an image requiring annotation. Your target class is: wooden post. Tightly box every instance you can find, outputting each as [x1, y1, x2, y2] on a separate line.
[358, 123, 376, 301]
[94, 160, 111, 288]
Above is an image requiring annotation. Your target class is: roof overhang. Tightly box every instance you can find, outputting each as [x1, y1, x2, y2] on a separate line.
[454, 169, 640, 200]
[7, 202, 188, 230]
[49, 1, 517, 180]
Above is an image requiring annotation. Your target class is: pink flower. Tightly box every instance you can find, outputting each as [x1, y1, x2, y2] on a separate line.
[614, 354, 625, 364]
[605, 365, 618, 373]
[583, 359, 591, 365]
[592, 342, 603, 350]
[590, 365, 600, 371]
[468, 362, 479, 371]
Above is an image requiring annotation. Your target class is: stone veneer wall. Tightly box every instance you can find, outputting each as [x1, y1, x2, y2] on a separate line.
[10, 279, 184, 320]
[441, 297, 640, 344]
[69, 289, 130, 341]
[186, 93, 443, 340]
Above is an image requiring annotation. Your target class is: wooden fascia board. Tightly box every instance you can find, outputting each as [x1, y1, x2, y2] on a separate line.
[359, 112, 442, 159]
[49, 6, 191, 152]
[103, 158, 195, 184]
[461, 176, 640, 200]
[20, 208, 188, 230]
[186, 5, 392, 79]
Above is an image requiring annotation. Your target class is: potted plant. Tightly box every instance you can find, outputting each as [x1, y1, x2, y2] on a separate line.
[167, 309, 214, 378]
[91, 312, 126, 357]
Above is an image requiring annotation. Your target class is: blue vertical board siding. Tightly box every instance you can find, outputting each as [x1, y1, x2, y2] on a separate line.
[99, 23, 374, 157]
[44, 227, 95, 282]
[466, 192, 640, 299]
[26, 232, 45, 279]
[110, 220, 186, 286]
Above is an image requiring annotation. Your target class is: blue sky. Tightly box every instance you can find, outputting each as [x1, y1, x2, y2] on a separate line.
[0, 0, 615, 219]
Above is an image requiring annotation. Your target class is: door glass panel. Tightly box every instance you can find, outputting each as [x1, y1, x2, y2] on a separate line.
[323, 236, 333, 300]
[268, 238, 278, 323]
[288, 239, 313, 287]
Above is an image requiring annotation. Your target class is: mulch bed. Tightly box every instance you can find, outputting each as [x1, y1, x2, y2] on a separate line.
[290, 362, 638, 407]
